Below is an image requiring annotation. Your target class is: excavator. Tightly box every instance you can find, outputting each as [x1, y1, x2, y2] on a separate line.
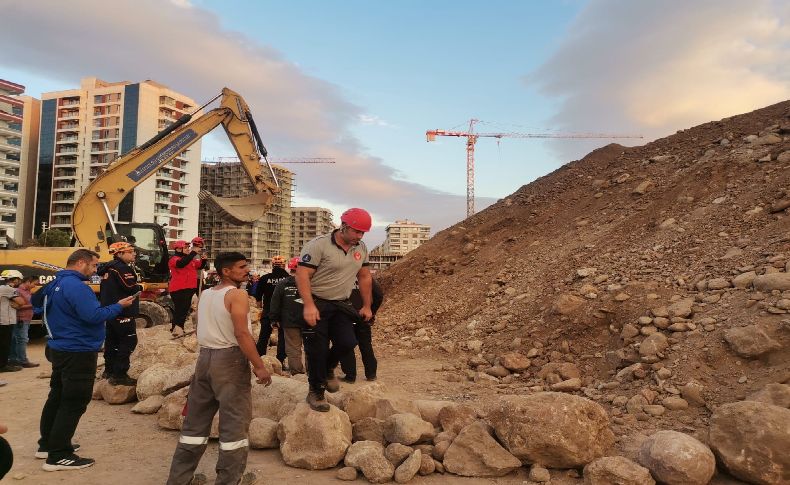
[0, 88, 279, 328]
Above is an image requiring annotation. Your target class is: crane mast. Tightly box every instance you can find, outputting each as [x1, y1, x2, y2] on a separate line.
[427, 119, 642, 217]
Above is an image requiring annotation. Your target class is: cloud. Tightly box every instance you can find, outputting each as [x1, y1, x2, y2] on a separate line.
[530, 0, 790, 159]
[358, 114, 395, 128]
[0, 0, 490, 240]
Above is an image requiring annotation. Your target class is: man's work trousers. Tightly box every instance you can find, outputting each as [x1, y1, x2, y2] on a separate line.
[38, 348, 97, 460]
[340, 321, 377, 380]
[0, 325, 12, 368]
[255, 315, 286, 363]
[283, 327, 305, 374]
[166, 346, 252, 485]
[104, 317, 137, 377]
[302, 300, 357, 392]
[170, 288, 196, 330]
[9, 320, 31, 364]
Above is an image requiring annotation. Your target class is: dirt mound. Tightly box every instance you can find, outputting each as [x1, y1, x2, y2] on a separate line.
[376, 100, 790, 438]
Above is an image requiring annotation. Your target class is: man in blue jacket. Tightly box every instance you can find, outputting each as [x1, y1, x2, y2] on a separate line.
[33, 249, 136, 472]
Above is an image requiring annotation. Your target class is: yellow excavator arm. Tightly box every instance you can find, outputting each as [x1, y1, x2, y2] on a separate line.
[72, 87, 279, 251]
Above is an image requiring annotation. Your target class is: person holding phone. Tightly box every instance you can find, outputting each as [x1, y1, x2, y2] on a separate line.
[98, 241, 142, 386]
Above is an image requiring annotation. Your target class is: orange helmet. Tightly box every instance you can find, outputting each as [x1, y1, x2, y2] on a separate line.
[340, 208, 372, 232]
[271, 255, 285, 267]
[109, 241, 135, 255]
[287, 257, 300, 270]
[173, 240, 188, 249]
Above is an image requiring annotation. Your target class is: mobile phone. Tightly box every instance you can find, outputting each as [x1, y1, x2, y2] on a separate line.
[132, 291, 142, 298]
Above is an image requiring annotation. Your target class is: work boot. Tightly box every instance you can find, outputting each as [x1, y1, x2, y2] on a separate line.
[325, 369, 340, 393]
[109, 374, 137, 386]
[189, 472, 208, 485]
[238, 471, 259, 484]
[0, 364, 22, 372]
[341, 374, 356, 384]
[306, 390, 330, 412]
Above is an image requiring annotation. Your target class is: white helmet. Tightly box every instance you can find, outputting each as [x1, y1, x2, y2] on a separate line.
[0, 269, 24, 280]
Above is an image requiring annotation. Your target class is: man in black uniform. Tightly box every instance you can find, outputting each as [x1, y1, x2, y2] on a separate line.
[99, 241, 142, 386]
[254, 256, 289, 364]
[340, 278, 384, 382]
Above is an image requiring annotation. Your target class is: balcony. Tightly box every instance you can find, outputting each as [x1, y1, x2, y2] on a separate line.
[60, 112, 80, 119]
[52, 193, 76, 202]
[53, 183, 76, 191]
[60, 100, 80, 107]
[0, 125, 21, 137]
[57, 136, 79, 144]
[54, 157, 78, 166]
[0, 157, 19, 168]
[53, 172, 77, 180]
[0, 203, 16, 213]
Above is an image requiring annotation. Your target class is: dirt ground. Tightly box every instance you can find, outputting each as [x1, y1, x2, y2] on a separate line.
[1, 340, 559, 485]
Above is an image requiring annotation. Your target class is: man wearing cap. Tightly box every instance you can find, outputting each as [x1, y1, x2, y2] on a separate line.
[99, 242, 142, 386]
[296, 208, 373, 412]
[254, 256, 289, 365]
[168, 238, 208, 337]
[0, 270, 31, 373]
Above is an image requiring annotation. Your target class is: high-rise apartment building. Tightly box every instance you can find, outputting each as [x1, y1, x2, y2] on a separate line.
[34, 77, 201, 242]
[380, 219, 431, 255]
[199, 160, 293, 272]
[291, 207, 334, 256]
[0, 79, 39, 246]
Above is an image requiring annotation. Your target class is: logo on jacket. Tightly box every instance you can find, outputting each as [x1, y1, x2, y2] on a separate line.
[301, 254, 311, 262]
[353, 252, 361, 261]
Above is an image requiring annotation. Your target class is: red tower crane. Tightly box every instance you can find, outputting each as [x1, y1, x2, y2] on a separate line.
[426, 119, 642, 217]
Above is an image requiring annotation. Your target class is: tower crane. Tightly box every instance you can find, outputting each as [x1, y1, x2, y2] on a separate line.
[426, 119, 642, 217]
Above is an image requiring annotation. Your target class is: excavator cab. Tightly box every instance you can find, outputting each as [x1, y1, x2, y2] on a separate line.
[106, 222, 170, 284]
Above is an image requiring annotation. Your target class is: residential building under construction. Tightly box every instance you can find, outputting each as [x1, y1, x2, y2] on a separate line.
[290, 206, 335, 256]
[380, 219, 431, 255]
[199, 159, 293, 272]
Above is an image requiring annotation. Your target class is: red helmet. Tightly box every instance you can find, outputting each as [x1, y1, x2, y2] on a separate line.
[287, 257, 300, 270]
[340, 208, 372, 232]
[191, 236, 204, 246]
[173, 240, 188, 249]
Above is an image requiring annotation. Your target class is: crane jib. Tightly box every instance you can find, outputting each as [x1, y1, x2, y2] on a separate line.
[127, 129, 198, 182]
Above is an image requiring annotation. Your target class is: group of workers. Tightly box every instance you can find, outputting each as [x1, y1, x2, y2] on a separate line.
[0, 206, 382, 484]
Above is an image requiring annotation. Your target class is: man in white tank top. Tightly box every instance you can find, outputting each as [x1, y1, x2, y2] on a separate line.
[166, 252, 272, 485]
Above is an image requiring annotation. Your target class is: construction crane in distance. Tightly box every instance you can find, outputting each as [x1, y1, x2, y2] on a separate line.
[426, 119, 643, 217]
[216, 156, 335, 164]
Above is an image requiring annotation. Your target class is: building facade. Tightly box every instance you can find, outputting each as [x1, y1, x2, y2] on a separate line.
[199, 160, 293, 273]
[367, 248, 403, 273]
[34, 77, 201, 242]
[380, 219, 430, 255]
[291, 206, 334, 256]
[0, 79, 39, 246]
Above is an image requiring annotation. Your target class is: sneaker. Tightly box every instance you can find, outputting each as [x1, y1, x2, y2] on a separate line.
[0, 364, 22, 372]
[341, 375, 356, 384]
[306, 390, 330, 412]
[190, 472, 208, 485]
[239, 471, 259, 485]
[21, 361, 41, 368]
[325, 369, 340, 393]
[35, 443, 81, 459]
[109, 375, 137, 386]
[43, 454, 95, 471]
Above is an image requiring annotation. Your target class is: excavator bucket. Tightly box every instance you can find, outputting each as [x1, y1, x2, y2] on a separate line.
[198, 190, 274, 225]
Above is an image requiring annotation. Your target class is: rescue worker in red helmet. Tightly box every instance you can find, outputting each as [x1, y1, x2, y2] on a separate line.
[295, 208, 374, 411]
[98, 241, 142, 385]
[168, 238, 208, 337]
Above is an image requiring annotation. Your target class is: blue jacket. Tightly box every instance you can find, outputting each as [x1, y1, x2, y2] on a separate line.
[36, 269, 123, 352]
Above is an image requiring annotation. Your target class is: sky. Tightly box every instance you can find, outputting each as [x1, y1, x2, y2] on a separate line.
[2, 0, 788, 247]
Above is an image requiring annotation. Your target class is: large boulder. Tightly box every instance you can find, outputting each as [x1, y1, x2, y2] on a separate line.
[500, 352, 531, 372]
[136, 363, 173, 400]
[129, 328, 190, 378]
[637, 430, 715, 485]
[161, 363, 195, 395]
[277, 402, 352, 470]
[100, 381, 137, 404]
[753, 273, 790, 292]
[443, 422, 522, 477]
[157, 387, 189, 430]
[248, 417, 278, 449]
[583, 456, 655, 485]
[709, 401, 790, 485]
[374, 397, 421, 420]
[667, 298, 694, 318]
[414, 400, 452, 427]
[438, 403, 478, 434]
[724, 325, 782, 358]
[353, 417, 386, 444]
[385, 443, 413, 467]
[383, 413, 435, 445]
[251, 375, 309, 422]
[394, 450, 422, 484]
[344, 440, 394, 483]
[552, 294, 586, 315]
[488, 393, 614, 468]
[344, 383, 387, 423]
[748, 383, 790, 408]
